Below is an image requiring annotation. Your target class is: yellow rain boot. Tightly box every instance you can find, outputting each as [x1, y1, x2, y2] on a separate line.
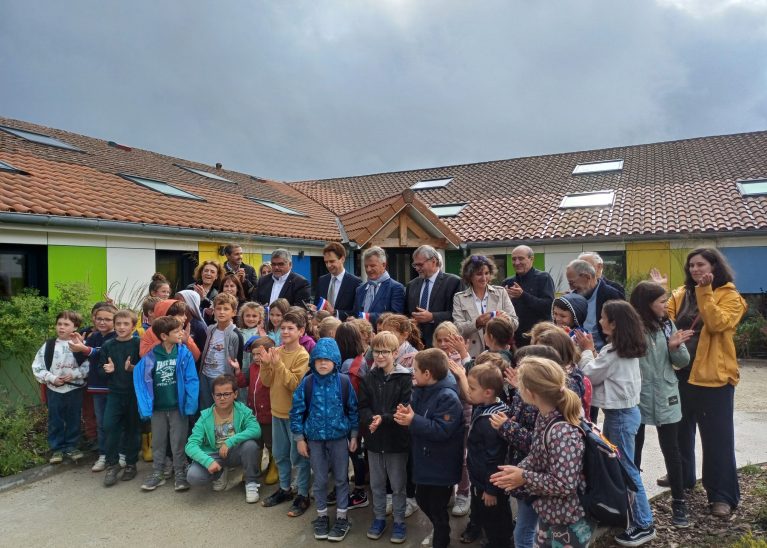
[264, 452, 278, 485]
[141, 432, 153, 462]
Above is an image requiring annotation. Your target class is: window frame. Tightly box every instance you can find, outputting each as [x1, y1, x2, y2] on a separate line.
[0, 125, 83, 152]
[572, 159, 624, 175]
[118, 173, 206, 201]
[559, 190, 615, 209]
[429, 203, 466, 217]
[736, 179, 767, 197]
[411, 177, 453, 190]
[174, 164, 234, 183]
[247, 197, 307, 216]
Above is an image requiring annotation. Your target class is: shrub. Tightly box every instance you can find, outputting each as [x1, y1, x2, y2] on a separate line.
[0, 404, 47, 476]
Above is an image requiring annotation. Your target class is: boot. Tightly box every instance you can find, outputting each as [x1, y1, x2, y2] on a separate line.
[672, 499, 690, 528]
[265, 454, 279, 485]
[141, 433, 153, 462]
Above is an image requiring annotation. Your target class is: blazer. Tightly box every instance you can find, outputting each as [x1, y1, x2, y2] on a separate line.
[316, 271, 363, 321]
[252, 271, 311, 307]
[352, 276, 405, 325]
[452, 284, 519, 358]
[405, 272, 464, 348]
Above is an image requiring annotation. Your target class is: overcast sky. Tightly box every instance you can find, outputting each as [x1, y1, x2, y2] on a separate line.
[2, 0, 766, 181]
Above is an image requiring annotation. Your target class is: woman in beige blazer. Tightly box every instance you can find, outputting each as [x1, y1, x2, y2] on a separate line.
[452, 255, 519, 358]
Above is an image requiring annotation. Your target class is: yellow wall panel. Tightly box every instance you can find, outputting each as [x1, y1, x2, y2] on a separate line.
[626, 241, 670, 284]
[197, 242, 262, 274]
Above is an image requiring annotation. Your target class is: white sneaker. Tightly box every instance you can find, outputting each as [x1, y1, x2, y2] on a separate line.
[245, 482, 260, 503]
[386, 494, 393, 515]
[452, 494, 470, 516]
[421, 529, 433, 546]
[118, 454, 126, 468]
[91, 455, 106, 472]
[405, 497, 419, 518]
[212, 468, 228, 491]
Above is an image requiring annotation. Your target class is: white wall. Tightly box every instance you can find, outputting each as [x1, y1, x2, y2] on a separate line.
[106, 247, 156, 303]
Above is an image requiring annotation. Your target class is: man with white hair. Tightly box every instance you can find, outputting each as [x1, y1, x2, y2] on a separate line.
[578, 251, 626, 299]
[253, 249, 311, 307]
[352, 246, 405, 325]
[502, 245, 555, 348]
[565, 259, 622, 351]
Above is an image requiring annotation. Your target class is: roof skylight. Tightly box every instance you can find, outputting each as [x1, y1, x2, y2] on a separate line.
[736, 179, 767, 197]
[0, 125, 82, 152]
[248, 198, 306, 216]
[411, 178, 453, 190]
[119, 174, 205, 201]
[430, 203, 466, 217]
[559, 191, 615, 209]
[175, 164, 233, 183]
[572, 159, 624, 175]
[0, 160, 23, 173]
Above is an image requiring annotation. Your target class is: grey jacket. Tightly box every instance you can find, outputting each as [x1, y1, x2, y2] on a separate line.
[200, 323, 244, 379]
[579, 344, 640, 409]
[638, 326, 690, 426]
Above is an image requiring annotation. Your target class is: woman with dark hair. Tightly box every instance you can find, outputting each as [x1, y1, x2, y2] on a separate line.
[221, 272, 247, 310]
[666, 248, 746, 518]
[630, 281, 693, 528]
[452, 255, 519, 358]
[187, 260, 224, 325]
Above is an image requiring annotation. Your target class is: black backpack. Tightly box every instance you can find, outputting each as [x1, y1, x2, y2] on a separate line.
[544, 417, 637, 528]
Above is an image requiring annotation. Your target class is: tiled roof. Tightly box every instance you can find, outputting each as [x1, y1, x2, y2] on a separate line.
[339, 189, 461, 248]
[0, 117, 340, 242]
[291, 131, 767, 243]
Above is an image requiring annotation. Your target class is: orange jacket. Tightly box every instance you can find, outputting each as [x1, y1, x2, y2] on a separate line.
[138, 298, 200, 360]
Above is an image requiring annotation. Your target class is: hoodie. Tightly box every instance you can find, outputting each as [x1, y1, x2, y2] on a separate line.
[176, 290, 209, 354]
[467, 399, 511, 495]
[290, 338, 359, 442]
[552, 293, 588, 329]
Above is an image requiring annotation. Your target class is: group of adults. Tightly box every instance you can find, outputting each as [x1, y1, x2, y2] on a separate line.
[184, 240, 745, 516]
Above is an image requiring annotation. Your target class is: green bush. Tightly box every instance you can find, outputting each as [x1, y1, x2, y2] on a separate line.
[735, 310, 767, 359]
[0, 404, 47, 476]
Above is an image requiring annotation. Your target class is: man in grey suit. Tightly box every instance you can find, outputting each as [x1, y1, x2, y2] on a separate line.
[405, 245, 463, 348]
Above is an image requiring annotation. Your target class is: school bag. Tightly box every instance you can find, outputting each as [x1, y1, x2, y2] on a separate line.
[302, 372, 352, 421]
[544, 417, 637, 529]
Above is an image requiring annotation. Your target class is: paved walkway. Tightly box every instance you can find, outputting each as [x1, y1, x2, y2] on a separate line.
[1, 363, 765, 547]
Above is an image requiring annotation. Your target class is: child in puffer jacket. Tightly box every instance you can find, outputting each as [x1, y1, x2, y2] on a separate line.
[290, 338, 359, 542]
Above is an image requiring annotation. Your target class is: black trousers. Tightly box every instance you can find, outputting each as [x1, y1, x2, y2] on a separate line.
[677, 381, 740, 507]
[635, 422, 685, 500]
[470, 485, 513, 548]
[416, 484, 453, 548]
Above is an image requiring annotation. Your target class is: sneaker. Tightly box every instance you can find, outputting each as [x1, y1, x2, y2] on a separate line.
[162, 460, 174, 480]
[656, 474, 670, 487]
[245, 482, 260, 503]
[421, 528, 433, 546]
[460, 523, 481, 544]
[121, 464, 137, 481]
[212, 468, 228, 492]
[313, 515, 330, 540]
[711, 502, 732, 518]
[49, 451, 63, 465]
[452, 494, 470, 517]
[385, 494, 393, 516]
[119, 454, 127, 468]
[349, 488, 369, 509]
[390, 522, 407, 544]
[328, 517, 351, 542]
[103, 465, 121, 487]
[141, 472, 166, 491]
[175, 477, 191, 492]
[262, 487, 295, 507]
[327, 488, 337, 506]
[615, 525, 657, 547]
[64, 449, 84, 462]
[367, 518, 387, 540]
[92, 455, 107, 472]
[405, 498, 419, 518]
[287, 494, 311, 517]
[672, 499, 690, 528]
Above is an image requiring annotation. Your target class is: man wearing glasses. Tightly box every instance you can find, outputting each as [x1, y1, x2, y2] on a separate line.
[405, 245, 463, 348]
[253, 249, 311, 307]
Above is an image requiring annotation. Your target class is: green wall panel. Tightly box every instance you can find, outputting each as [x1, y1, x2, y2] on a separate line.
[533, 253, 545, 271]
[445, 250, 463, 275]
[48, 245, 107, 302]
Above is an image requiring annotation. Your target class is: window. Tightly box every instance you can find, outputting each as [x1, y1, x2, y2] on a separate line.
[247, 198, 306, 216]
[411, 177, 453, 190]
[0, 125, 82, 152]
[0, 244, 48, 297]
[572, 159, 624, 175]
[119, 174, 205, 201]
[559, 190, 615, 209]
[598, 250, 627, 286]
[155, 250, 199, 291]
[429, 203, 466, 217]
[0, 160, 25, 174]
[175, 164, 233, 183]
[736, 179, 767, 197]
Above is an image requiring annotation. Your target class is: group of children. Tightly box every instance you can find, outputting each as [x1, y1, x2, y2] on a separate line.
[33, 274, 696, 548]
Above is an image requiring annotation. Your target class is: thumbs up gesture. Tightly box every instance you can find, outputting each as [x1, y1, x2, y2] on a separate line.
[124, 356, 135, 372]
[104, 357, 115, 374]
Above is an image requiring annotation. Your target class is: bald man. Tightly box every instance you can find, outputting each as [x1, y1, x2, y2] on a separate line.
[502, 245, 555, 348]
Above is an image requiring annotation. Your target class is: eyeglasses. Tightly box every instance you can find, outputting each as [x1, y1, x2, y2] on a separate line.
[94, 318, 113, 323]
[213, 392, 234, 399]
[372, 349, 393, 356]
[411, 258, 434, 269]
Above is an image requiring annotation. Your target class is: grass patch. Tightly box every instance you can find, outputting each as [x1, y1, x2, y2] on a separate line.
[0, 404, 47, 476]
[731, 532, 767, 548]
[741, 463, 762, 476]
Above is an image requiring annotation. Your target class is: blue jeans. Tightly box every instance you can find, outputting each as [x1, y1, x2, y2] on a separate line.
[602, 407, 653, 528]
[514, 497, 538, 548]
[93, 393, 107, 455]
[309, 438, 350, 513]
[46, 388, 83, 452]
[272, 417, 310, 496]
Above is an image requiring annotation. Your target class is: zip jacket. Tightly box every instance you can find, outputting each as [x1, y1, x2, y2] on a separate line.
[358, 364, 412, 453]
[185, 400, 261, 469]
[467, 399, 510, 495]
[133, 343, 199, 419]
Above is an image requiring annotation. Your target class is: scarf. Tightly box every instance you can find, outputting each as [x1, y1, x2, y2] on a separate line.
[363, 271, 390, 312]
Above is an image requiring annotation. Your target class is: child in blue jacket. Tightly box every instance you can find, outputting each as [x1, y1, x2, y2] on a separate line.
[394, 348, 464, 548]
[290, 338, 359, 543]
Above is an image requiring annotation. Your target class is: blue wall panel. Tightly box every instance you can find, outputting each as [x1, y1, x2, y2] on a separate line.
[720, 247, 767, 294]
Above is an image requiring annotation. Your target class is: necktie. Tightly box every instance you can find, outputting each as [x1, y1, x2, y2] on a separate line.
[420, 278, 430, 309]
[363, 281, 379, 312]
[328, 277, 337, 307]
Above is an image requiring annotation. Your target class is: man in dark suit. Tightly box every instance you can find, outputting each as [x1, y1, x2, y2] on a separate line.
[502, 245, 555, 348]
[405, 245, 463, 348]
[566, 259, 623, 351]
[578, 251, 626, 299]
[352, 246, 405, 325]
[223, 243, 258, 296]
[316, 242, 362, 321]
[252, 248, 311, 307]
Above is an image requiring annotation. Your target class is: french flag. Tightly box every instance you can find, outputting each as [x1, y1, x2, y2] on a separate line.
[264, 306, 270, 319]
[489, 311, 497, 319]
[358, 312, 371, 321]
[317, 297, 328, 311]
